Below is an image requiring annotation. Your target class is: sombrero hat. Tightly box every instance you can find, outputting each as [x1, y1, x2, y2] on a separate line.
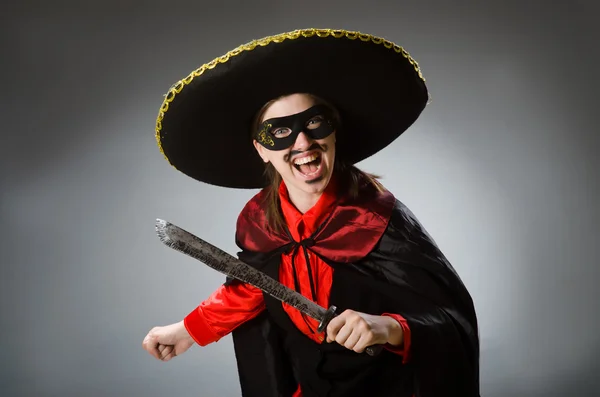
[156, 28, 428, 189]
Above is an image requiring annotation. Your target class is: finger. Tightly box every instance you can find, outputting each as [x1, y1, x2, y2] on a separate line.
[326, 309, 357, 342]
[143, 335, 162, 360]
[353, 333, 374, 354]
[334, 323, 353, 346]
[342, 329, 362, 351]
[332, 311, 364, 344]
[157, 344, 167, 359]
[160, 345, 173, 360]
[162, 350, 176, 362]
[326, 315, 346, 343]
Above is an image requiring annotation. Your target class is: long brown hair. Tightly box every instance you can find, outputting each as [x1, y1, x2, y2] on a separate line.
[251, 94, 385, 233]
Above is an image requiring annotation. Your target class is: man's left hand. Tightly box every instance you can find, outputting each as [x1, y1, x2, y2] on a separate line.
[325, 309, 404, 353]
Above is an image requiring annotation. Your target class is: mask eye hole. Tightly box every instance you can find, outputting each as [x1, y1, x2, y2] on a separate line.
[306, 115, 324, 130]
[271, 127, 292, 138]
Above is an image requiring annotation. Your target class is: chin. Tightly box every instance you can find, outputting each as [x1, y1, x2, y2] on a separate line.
[302, 173, 332, 192]
[282, 168, 331, 194]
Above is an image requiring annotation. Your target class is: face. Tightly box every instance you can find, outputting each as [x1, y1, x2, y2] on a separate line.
[253, 93, 337, 199]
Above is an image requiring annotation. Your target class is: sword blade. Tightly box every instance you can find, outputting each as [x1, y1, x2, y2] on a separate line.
[155, 218, 332, 326]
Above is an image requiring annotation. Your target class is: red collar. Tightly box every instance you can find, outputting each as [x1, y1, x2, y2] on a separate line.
[278, 178, 339, 242]
[235, 177, 396, 263]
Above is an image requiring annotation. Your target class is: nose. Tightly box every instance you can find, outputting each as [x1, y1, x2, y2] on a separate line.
[293, 131, 313, 151]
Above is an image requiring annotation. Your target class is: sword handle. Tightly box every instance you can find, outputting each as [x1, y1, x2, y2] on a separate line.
[317, 306, 383, 357]
[317, 305, 337, 333]
[365, 344, 384, 356]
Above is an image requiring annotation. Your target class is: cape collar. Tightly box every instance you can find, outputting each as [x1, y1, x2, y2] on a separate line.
[235, 178, 396, 263]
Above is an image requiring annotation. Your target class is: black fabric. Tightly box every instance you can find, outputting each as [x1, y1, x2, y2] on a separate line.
[231, 311, 298, 397]
[157, 29, 428, 189]
[229, 200, 480, 397]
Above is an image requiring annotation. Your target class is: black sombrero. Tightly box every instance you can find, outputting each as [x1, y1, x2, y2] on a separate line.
[156, 28, 429, 189]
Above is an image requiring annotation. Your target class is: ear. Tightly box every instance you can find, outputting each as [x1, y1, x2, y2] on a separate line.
[253, 140, 270, 163]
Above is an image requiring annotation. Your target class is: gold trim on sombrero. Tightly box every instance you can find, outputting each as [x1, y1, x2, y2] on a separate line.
[155, 28, 426, 167]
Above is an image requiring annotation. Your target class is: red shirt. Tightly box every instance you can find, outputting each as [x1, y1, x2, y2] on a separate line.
[183, 180, 412, 395]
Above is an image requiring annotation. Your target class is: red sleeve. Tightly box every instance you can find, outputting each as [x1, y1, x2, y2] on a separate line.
[381, 313, 411, 364]
[184, 282, 266, 346]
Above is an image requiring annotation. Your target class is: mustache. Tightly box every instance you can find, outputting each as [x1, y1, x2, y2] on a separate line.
[285, 143, 326, 162]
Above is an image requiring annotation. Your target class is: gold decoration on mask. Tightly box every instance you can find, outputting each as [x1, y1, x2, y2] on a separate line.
[257, 123, 275, 147]
[156, 28, 426, 165]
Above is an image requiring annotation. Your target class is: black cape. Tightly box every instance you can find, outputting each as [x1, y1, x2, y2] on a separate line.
[224, 185, 480, 397]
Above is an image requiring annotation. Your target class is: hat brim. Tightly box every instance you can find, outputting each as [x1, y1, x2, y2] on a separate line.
[156, 28, 429, 189]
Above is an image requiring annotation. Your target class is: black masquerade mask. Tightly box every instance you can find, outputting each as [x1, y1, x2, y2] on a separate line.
[255, 105, 336, 150]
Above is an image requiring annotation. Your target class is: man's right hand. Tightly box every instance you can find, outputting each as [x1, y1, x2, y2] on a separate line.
[142, 321, 195, 362]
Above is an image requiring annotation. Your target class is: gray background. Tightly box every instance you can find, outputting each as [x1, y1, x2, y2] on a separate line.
[2, 1, 599, 396]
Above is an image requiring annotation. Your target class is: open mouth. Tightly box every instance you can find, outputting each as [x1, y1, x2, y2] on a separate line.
[293, 152, 322, 177]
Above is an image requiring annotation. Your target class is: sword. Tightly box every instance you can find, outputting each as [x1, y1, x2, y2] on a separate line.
[155, 218, 383, 356]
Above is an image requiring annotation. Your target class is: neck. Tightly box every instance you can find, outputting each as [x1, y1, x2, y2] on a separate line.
[286, 186, 323, 214]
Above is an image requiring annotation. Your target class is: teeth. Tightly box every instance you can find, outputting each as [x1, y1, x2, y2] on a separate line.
[293, 154, 319, 165]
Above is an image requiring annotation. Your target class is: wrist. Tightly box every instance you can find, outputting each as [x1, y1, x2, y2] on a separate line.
[385, 316, 404, 346]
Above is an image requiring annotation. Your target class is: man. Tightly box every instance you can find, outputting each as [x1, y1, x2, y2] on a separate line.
[143, 28, 480, 397]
